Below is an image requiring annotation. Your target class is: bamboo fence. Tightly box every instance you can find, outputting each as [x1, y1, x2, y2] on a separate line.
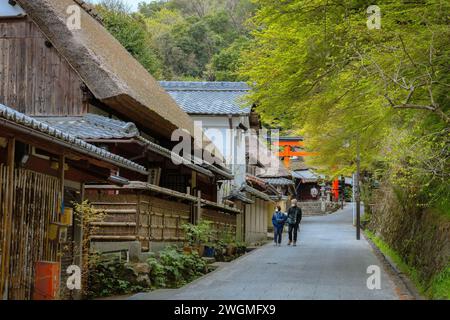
[0, 167, 61, 300]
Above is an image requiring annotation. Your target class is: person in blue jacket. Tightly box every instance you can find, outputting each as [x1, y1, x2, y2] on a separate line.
[272, 206, 287, 246]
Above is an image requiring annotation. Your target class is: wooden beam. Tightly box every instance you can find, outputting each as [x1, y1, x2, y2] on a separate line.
[273, 141, 305, 147]
[59, 155, 65, 214]
[1, 137, 14, 299]
[276, 151, 319, 157]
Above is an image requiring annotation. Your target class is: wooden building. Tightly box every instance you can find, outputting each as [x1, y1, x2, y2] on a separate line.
[0, 104, 147, 300]
[0, 0, 240, 299]
[160, 81, 283, 244]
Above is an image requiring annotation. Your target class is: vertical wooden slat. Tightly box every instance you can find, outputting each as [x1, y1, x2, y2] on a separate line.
[0, 165, 5, 297]
[1, 138, 14, 299]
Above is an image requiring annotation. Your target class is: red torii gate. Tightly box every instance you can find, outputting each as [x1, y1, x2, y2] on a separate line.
[273, 136, 340, 201]
[272, 137, 318, 169]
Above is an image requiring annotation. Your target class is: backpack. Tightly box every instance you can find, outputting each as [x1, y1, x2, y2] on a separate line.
[287, 207, 298, 225]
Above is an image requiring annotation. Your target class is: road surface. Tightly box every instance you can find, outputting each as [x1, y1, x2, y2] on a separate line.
[130, 205, 399, 300]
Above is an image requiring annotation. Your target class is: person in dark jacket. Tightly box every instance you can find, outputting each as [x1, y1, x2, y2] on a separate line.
[286, 199, 302, 246]
[272, 206, 287, 246]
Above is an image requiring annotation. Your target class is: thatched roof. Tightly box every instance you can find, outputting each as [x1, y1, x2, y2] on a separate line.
[16, 0, 197, 139]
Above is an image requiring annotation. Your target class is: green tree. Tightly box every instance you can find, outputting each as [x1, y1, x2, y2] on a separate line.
[139, 0, 255, 80]
[96, 0, 163, 78]
[241, 0, 449, 178]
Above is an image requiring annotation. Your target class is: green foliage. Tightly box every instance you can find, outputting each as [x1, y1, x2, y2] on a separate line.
[365, 230, 426, 295]
[365, 230, 449, 299]
[241, 0, 449, 172]
[427, 266, 450, 300]
[181, 220, 214, 246]
[147, 246, 208, 288]
[98, 0, 255, 80]
[86, 259, 144, 298]
[96, 1, 163, 77]
[242, 1, 449, 293]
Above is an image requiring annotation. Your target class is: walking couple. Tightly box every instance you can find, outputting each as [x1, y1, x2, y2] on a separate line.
[271, 199, 302, 246]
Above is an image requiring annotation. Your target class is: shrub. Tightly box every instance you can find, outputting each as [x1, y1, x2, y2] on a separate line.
[86, 259, 144, 298]
[147, 246, 207, 288]
[181, 220, 214, 246]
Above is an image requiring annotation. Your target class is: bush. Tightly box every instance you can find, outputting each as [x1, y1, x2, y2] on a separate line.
[181, 220, 214, 247]
[147, 246, 207, 288]
[86, 259, 145, 298]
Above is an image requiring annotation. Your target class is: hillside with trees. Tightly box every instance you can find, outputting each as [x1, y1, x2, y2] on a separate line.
[95, 0, 255, 80]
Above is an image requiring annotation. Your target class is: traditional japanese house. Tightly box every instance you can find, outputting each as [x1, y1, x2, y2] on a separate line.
[0, 104, 147, 300]
[0, 0, 239, 299]
[292, 169, 323, 201]
[250, 137, 295, 232]
[160, 81, 281, 243]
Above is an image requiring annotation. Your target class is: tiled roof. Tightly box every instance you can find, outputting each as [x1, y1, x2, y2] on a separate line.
[38, 114, 222, 179]
[224, 190, 254, 204]
[289, 160, 310, 171]
[160, 81, 251, 115]
[292, 170, 324, 183]
[0, 104, 147, 175]
[241, 184, 273, 202]
[39, 114, 139, 140]
[262, 177, 295, 186]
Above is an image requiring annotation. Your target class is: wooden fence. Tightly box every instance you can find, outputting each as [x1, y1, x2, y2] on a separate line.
[89, 193, 237, 252]
[0, 166, 61, 300]
[202, 208, 237, 240]
[89, 194, 192, 252]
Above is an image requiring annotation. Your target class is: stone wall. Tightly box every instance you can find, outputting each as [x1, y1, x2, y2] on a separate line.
[297, 201, 340, 215]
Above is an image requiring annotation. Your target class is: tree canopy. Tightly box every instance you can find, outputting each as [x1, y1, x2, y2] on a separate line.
[241, 0, 450, 213]
[96, 0, 256, 80]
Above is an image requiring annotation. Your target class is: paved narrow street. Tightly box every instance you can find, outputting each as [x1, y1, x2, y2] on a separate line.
[130, 206, 399, 300]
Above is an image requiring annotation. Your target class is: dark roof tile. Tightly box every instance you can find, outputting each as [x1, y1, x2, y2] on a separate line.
[160, 81, 251, 115]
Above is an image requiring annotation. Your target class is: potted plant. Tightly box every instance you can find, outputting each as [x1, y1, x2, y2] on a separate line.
[181, 220, 213, 256]
[221, 230, 236, 256]
[204, 242, 216, 258]
[235, 241, 247, 255]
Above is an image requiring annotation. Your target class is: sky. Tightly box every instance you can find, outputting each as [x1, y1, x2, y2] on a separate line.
[91, 0, 155, 12]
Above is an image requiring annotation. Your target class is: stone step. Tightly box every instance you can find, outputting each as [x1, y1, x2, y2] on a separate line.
[202, 257, 216, 264]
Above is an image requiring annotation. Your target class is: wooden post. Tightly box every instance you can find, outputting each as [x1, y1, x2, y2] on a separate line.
[1, 137, 14, 300]
[72, 183, 84, 300]
[136, 192, 141, 246]
[57, 154, 65, 299]
[197, 190, 202, 223]
[59, 155, 65, 208]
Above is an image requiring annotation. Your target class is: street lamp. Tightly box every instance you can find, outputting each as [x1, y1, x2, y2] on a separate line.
[355, 138, 361, 240]
[345, 137, 361, 240]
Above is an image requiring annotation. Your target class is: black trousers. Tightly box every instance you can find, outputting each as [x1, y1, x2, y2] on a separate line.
[288, 223, 299, 242]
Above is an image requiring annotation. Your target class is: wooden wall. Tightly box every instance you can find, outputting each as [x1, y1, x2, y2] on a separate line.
[88, 192, 238, 252]
[89, 193, 192, 252]
[244, 197, 269, 244]
[202, 209, 237, 239]
[0, 18, 87, 116]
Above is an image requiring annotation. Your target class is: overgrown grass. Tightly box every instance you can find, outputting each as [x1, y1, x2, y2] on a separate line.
[365, 230, 449, 300]
[427, 266, 450, 300]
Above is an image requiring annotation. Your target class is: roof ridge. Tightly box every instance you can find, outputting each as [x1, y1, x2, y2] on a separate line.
[73, 0, 103, 24]
[159, 81, 251, 92]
